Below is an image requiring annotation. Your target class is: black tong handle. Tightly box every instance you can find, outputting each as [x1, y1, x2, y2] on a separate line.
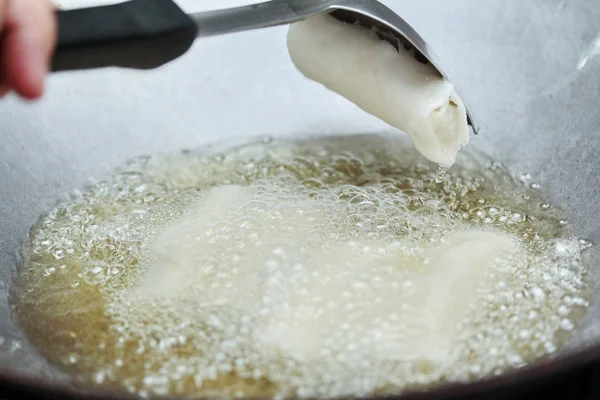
[52, 0, 197, 72]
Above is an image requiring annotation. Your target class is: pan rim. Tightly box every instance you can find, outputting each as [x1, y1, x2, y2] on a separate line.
[0, 340, 600, 399]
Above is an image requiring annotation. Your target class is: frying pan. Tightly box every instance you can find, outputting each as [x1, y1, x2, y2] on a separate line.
[1, 0, 600, 398]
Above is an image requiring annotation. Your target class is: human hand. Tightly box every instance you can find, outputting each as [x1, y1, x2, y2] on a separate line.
[0, 0, 57, 99]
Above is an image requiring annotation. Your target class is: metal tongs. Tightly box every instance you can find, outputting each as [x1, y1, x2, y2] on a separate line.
[53, 0, 479, 133]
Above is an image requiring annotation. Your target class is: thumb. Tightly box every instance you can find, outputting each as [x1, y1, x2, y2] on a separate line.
[1, 0, 57, 99]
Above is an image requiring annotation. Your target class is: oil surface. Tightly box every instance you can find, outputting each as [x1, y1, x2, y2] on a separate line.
[11, 135, 594, 399]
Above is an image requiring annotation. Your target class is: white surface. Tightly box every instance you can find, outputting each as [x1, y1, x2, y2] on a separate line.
[577, 31, 600, 70]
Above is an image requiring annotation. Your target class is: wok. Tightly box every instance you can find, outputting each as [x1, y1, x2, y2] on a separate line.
[1, 0, 600, 398]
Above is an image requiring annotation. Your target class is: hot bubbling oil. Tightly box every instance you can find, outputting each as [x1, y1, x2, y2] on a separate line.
[11, 134, 593, 399]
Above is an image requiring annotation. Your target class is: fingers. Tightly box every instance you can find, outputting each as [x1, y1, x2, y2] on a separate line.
[1, 0, 57, 99]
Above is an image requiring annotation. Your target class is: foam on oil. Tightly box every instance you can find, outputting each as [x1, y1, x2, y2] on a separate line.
[11, 135, 593, 398]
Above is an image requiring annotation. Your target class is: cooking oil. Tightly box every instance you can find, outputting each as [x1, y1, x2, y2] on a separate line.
[11, 134, 593, 399]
